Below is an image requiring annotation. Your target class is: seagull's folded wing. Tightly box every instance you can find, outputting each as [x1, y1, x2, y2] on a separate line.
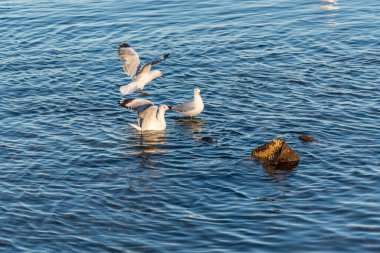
[171, 101, 195, 113]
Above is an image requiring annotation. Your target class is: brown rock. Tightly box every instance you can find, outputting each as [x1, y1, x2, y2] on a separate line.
[251, 138, 300, 169]
[298, 135, 316, 142]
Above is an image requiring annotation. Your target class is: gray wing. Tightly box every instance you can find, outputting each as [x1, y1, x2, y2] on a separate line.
[119, 98, 154, 117]
[118, 43, 140, 78]
[148, 53, 170, 66]
[137, 53, 171, 76]
[137, 63, 152, 77]
[171, 101, 195, 113]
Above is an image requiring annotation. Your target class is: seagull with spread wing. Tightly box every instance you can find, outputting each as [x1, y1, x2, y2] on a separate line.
[119, 98, 170, 131]
[170, 88, 204, 117]
[118, 43, 170, 96]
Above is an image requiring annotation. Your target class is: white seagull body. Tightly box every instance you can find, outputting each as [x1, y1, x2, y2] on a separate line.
[119, 98, 170, 131]
[118, 43, 170, 96]
[119, 67, 163, 96]
[170, 88, 204, 117]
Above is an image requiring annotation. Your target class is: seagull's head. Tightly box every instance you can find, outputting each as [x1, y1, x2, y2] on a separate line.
[160, 104, 170, 111]
[194, 88, 201, 95]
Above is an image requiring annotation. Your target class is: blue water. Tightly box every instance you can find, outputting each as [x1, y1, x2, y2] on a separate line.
[1, 0, 380, 252]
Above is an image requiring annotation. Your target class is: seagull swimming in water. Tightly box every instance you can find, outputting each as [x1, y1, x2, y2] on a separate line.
[119, 98, 170, 131]
[118, 43, 170, 96]
[170, 88, 204, 117]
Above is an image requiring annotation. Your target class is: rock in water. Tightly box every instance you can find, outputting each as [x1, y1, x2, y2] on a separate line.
[251, 138, 300, 169]
[201, 137, 217, 143]
[298, 135, 316, 142]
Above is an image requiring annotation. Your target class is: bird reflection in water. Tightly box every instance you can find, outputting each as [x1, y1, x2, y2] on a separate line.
[121, 131, 168, 192]
[173, 117, 206, 140]
[135, 131, 167, 154]
[123, 130, 167, 156]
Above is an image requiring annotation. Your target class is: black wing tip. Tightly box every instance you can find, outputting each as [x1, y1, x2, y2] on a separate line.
[119, 42, 131, 48]
[148, 52, 171, 66]
[119, 98, 135, 108]
[118, 42, 131, 55]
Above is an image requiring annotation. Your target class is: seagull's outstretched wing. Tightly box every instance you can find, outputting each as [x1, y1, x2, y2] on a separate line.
[138, 53, 171, 76]
[119, 98, 154, 117]
[148, 53, 171, 66]
[118, 43, 140, 78]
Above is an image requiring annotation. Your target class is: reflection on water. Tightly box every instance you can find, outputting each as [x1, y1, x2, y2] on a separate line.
[139, 131, 167, 152]
[173, 116, 208, 142]
[320, 0, 338, 3]
[264, 166, 296, 180]
[123, 130, 168, 155]
[319, 0, 339, 10]
[119, 131, 168, 192]
[320, 4, 339, 10]
[250, 158, 296, 180]
[173, 117, 207, 142]
[173, 117, 206, 133]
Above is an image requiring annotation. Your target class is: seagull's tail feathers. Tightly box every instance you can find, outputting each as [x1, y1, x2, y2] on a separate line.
[120, 82, 138, 95]
[128, 123, 142, 131]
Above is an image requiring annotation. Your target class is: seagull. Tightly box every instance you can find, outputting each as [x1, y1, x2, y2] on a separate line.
[119, 98, 170, 131]
[170, 88, 204, 117]
[118, 43, 170, 96]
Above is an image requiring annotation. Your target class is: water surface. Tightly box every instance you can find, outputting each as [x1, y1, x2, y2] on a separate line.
[1, 0, 380, 252]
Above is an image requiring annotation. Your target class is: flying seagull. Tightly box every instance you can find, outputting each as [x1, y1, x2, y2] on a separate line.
[119, 98, 170, 131]
[118, 43, 170, 96]
[170, 88, 204, 117]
